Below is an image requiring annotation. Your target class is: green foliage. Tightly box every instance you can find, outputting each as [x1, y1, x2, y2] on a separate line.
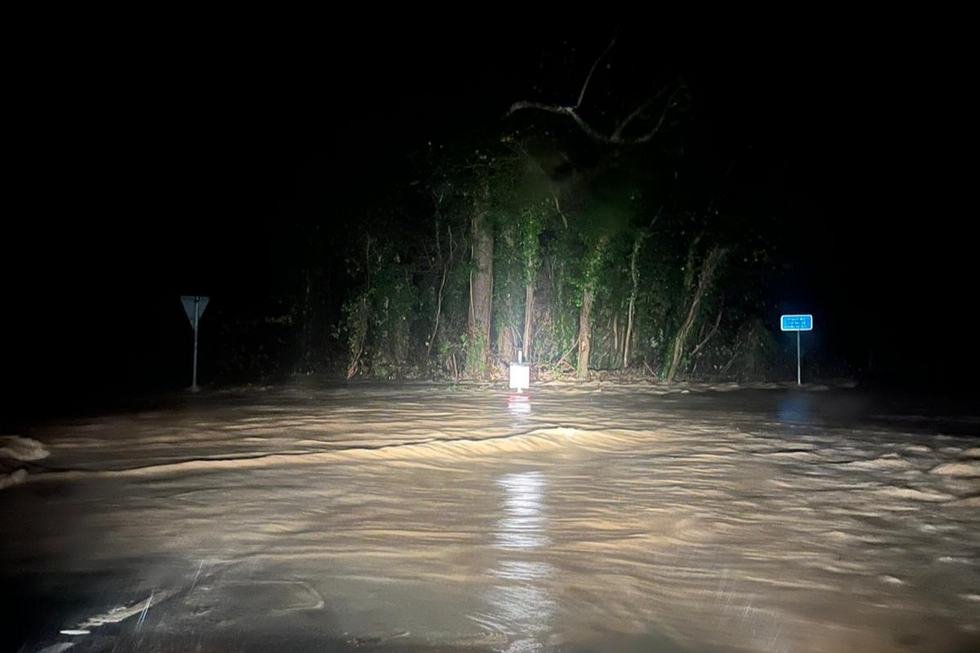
[465, 333, 487, 378]
[338, 293, 369, 370]
[255, 36, 806, 383]
[338, 238, 420, 378]
[519, 204, 548, 284]
[324, 96, 785, 382]
[369, 256, 418, 376]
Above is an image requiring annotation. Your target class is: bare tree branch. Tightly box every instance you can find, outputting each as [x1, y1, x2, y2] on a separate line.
[504, 31, 685, 146]
[505, 101, 619, 144]
[551, 188, 568, 229]
[611, 99, 652, 143]
[617, 87, 683, 143]
[506, 89, 681, 146]
[632, 98, 676, 143]
[576, 31, 618, 108]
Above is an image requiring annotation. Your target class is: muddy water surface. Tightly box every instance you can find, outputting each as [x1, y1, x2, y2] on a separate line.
[2, 384, 978, 652]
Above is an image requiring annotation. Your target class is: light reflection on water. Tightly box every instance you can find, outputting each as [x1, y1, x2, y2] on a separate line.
[508, 394, 533, 422]
[495, 472, 550, 550]
[777, 393, 812, 423]
[476, 471, 556, 651]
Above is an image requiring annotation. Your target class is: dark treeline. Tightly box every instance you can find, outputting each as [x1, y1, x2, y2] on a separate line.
[239, 36, 834, 384]
[16, 26, 975, 412]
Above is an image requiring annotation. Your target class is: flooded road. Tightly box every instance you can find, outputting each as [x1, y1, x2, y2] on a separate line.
[2, 383, 978, 652]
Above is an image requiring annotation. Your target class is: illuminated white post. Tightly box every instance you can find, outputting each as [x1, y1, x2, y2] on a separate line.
[510, 348, 529, 393]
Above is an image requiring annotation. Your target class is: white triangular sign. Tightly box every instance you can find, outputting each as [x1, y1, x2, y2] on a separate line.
[181, 296, 209, 328]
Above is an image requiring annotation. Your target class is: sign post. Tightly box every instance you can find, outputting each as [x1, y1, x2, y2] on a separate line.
[181, 296, 209, 390]
[780, 314, 812, 386]
[509, 348, 530, 393]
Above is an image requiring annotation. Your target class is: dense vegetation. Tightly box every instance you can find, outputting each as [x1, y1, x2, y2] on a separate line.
[211, 37, 814, 384]
[324, 44, 790, 383]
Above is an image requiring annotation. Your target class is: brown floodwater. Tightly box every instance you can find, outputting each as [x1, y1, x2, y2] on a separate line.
[1, 382, 978, 652]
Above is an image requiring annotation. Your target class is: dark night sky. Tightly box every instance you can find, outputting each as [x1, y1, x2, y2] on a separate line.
[4, 23, 974, 409]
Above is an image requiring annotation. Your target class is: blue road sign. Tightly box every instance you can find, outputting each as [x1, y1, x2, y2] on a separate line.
[780, 314, 812, 385]
[780, 314, 812, 332]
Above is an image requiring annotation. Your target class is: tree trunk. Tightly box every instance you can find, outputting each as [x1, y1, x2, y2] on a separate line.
[498, 319, 517, 363]
[468, 209, 493, 373]
[577, 286, 594, 379]
[623, 234, 641, 368]
[347, 238, 373, 379]
[612, 313, 619, 359]
[497, 228, 518, 362]
[426, 265, 447, 358]
[346, 295, 368, 379]
[665, 246, 726, 383]
[427, 222, 454, 359]
[523, 283, 534, 361]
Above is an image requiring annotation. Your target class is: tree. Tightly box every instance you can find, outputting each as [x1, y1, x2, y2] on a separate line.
[519, 205, 546, 361]
[576, 234, 610, 379]
[664, 243, 727, 382]
[467, 194, 494, 375]
[325, 34, 787, 385]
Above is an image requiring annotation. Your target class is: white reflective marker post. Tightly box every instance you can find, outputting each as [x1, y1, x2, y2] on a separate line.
[780, 314, 813, 386]
[181, 296, 210, 390]
[509, 349, 530, 393]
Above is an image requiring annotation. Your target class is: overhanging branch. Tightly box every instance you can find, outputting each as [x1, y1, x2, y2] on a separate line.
[506, 70, 682, 146]
[505, 101, 620, 144]
[576, 32, 618, 108]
